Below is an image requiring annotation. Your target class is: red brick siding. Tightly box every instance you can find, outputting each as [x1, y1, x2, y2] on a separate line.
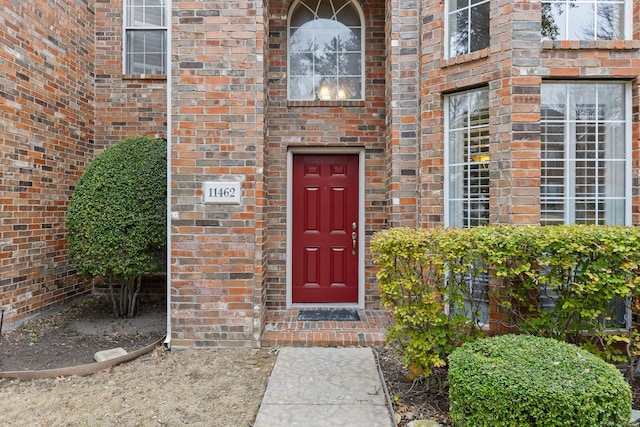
[385, 0, 420, 228]
[170, 0, 267, 348]
[0, 0, 95, 327]
[265, 0, 387, 309]
[94, 0, 168, 152]
[418, 0, 640, 227]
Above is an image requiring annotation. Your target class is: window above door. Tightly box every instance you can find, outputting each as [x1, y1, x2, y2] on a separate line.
[288, 0, 364, 101]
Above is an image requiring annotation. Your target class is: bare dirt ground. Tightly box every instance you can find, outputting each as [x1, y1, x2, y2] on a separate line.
[3, 296, 638, 426]
[18, 295, 640, 426]
[0, 296, 276, 427]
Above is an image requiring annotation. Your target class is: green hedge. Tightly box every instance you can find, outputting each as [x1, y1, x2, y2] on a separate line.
[66, 136, 167, 316]
[448, 334, 632, 426]
[371, 225, 640, 378]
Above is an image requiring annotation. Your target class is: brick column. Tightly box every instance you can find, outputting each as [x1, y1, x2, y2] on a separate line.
[385, 0, 420, 228]
[490, 0, 541, 225]
[170, 0, 266, 348]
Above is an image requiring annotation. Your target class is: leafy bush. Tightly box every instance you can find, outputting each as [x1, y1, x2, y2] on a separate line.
[448, 334, 632, 427]
[371, 225, 640, 379]
[371, 227, 485, 379]
[66, 136, 167, 317]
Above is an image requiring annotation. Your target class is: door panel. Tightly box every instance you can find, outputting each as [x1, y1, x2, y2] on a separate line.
[292, 154, 359, 303]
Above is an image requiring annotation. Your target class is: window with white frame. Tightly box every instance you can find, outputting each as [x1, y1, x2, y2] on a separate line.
[447, 0, 490, 58]
[541, 0, 628, 40]
[288, 0, 364, 100]
[541, 82, 628, 226]
[541, 81, 630, 329]
[446, 88, 490, 325]
[124, 0, 167, 75]
[446, 88, 490, 229]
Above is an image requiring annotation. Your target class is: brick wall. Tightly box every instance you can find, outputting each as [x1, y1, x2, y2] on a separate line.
[265, 0, 387, 309]
[94, 0, 168, 152]
[418, 0, 640, 227]
[385, 0, 420, 228]
[170, 0, 267, 347]
[0, 0, 95, 327]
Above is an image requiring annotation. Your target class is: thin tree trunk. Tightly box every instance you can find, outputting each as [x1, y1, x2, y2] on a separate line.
[129, 276, 142, 317]
[108, 276, 119, 317]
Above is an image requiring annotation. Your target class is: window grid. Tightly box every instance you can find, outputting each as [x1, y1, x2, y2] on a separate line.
[124, 0, 167, 75]
[446, 89, 490, 326]
[288, 0, 364, 100]
[448, 94, 490, 228]
[541, 88, 626, 226]
[447, 0, 490, 57]
[541, 0, 626, 41]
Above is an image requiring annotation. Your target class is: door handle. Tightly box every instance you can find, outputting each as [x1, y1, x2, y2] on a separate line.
[352, 231, 357, 255]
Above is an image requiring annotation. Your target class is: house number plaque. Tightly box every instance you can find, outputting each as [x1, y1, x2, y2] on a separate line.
[203, 181, 242, 204]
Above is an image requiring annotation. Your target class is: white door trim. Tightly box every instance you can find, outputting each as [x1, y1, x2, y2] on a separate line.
[286, 147, 365, 309]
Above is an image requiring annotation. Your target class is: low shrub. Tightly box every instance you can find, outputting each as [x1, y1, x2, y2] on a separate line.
[371, 225, 640, 380]
[448, 334, 632, 427]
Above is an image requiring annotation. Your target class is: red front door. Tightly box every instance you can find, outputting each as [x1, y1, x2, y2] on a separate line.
[292, 154, 359, 303]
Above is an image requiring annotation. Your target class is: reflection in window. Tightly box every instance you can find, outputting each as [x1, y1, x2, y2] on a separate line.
[447, 0, 490, 57]
[541, 82, 627, 226]
[446, 88, 490, 326]
[288, 0, 363, 100]
[125, 0, 167, 74]
[447, 88, 490, 228]
[541, 0, 626, 40]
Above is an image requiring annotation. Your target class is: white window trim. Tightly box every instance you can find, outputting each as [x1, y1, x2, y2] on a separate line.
[444, 0, 491, 59]
[443, 88, 490, 227]
[542, 0, 631, 41]
[286, 0, 366, 101]
[541, 81, 632, 226]
[122, 0, 169, 75]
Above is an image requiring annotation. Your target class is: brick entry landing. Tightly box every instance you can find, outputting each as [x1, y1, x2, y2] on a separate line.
[261, 308, 392, 347]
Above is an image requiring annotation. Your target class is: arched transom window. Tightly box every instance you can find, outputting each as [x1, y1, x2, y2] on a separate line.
[288, 0, 364, 101]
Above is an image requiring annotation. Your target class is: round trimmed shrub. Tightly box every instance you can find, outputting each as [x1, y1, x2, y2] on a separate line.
[448, 334, 631, 427]
[66, 136, 166, 316]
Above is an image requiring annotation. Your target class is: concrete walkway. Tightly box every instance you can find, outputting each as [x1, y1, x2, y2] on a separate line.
[254, 347, 394, 427]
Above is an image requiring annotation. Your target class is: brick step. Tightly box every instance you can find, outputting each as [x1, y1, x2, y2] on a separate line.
[261, 309, 391, 347]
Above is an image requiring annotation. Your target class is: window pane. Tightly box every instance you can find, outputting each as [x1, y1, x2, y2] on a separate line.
[450, 0, 469, 9]
[541, 82, 627, 226]
[337, 77, 361, 99]
[596, 3, 624, 40]
[314, 52, 337, 75]
[290, 77, 314, 99]
[598, 84, 625, 120]
[288, 0, 362, 100]
[469, 2, 490, 52]
[126, 31, 165, 74]
[449, 10, 469, 56]
[338, 53, 361, 75]
[541, 0, 624, 41]
[336, 2, 360, 26]
[541, 3, 566, 40]
[567, 4, 595, 40]
[448, 165, 465, 200]
[338, 29, 361, 52]
[290, 28, 314, 52]
[290, 53, 313, 76]
[290, 7, 315, 27]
